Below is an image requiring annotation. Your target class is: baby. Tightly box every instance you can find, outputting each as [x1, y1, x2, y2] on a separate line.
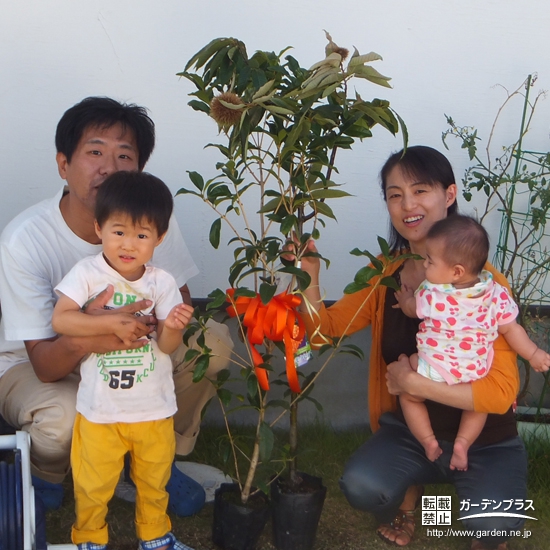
[395, 214, 550, 471]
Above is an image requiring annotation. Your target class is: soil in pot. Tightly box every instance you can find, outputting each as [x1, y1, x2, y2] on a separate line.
[271, 472, 326, 550]
[212, 483, 270, 550]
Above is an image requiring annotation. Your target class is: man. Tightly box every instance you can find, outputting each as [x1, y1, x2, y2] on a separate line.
[0, 96, 233, 514]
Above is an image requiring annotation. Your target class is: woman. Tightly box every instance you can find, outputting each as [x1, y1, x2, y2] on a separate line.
[299, 146, 526, 550]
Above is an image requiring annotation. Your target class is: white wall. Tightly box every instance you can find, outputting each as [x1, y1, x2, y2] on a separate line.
[1, 0, 549, 299]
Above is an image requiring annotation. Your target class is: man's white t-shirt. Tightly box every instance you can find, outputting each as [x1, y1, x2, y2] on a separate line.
[0, 187, 199, 376]
[55, 253, 181, 423]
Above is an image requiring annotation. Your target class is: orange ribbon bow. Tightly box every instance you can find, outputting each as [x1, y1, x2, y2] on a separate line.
[226, 288, 304, 393]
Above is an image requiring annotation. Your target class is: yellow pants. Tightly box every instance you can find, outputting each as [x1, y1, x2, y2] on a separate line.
[71, 413, 175, 544]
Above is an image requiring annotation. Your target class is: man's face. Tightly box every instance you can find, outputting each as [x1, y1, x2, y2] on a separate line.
[56, 123, 139, 214]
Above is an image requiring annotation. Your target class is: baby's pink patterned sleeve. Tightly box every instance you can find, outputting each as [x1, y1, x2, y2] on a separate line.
[495, 284, 519, 325]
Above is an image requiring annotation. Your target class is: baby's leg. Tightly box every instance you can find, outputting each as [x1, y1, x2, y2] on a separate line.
[450, 411, 488, 471]
[400, 393, 443, 462]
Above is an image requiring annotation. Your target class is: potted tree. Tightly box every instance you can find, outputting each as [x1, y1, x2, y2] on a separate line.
[443, 74, 550, 441]
[177, 32, 407, 550]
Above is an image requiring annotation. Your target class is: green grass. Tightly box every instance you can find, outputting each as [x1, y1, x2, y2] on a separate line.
[45, 424, 550, 549]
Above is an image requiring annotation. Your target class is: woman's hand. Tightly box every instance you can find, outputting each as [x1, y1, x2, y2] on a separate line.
[282, 236, 321, 278]
[386, 354, 417, 395]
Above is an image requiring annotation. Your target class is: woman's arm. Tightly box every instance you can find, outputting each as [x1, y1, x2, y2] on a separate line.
[386, 334, 518, 414]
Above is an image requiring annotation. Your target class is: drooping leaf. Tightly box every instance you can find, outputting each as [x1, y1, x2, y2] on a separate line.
[192, 355, 210, 382]
[209, 218, 222, 249]
[259, 422, 275, 462]
[380, 276, 400, 291]
[187, 171, 205, 191]
[259, 282, 277, 305]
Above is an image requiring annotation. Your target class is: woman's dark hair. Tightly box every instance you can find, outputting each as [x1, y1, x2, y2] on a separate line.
[379, 145, 458, 253]
[95, 171, 173, 237]
[55, 97, 155, 171]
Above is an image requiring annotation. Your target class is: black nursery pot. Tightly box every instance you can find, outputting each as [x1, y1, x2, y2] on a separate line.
[212, 483, 270, 550]
[271, 472, 327, 550]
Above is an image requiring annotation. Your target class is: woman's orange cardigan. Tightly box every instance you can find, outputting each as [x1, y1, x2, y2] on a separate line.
[303, 259, 519, 431]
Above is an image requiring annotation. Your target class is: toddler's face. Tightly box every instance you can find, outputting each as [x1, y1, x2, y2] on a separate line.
[94, 213, 163, 281]
[423, 237, 456, 285]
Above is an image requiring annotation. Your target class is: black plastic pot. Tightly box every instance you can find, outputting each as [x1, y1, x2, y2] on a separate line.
[212, 483, 270, 550]
[271, 472, 326, 550]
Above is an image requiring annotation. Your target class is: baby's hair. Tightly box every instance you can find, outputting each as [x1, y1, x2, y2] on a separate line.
[95, 171, 173, 236]
[427, 215, 489, 275]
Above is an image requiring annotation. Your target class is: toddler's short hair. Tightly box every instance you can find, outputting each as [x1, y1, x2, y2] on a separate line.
[427, 215, 489, 275]
[95, 171, 173, 236]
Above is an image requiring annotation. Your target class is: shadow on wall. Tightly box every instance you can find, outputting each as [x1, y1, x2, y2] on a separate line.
[202, 315, 372, 430]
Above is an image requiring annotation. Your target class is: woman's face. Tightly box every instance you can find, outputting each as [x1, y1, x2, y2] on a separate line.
[385, 165, 457, 249]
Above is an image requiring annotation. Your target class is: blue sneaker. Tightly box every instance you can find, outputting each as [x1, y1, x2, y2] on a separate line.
[166, 462, 205, 517]
[138, 531, 194, 550]
[31, 475, 64, 510]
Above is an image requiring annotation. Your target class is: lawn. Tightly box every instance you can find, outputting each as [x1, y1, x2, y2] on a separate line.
[45, 424, 550, 550]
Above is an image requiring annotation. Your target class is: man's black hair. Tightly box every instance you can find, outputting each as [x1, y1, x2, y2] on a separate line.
[95, 171, 173, 237]
[55, 97, 155, 170]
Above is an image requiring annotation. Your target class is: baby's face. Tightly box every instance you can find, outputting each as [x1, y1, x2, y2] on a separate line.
[423, 237, 456, 285]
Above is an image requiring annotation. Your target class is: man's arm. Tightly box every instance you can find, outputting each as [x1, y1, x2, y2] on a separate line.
[27, 286, 155, 382]
[52, 292, 146, 347]
[25, 332, 149, 383]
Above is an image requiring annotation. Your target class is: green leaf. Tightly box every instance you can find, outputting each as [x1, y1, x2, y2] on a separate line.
[310, 189, 351, 200]
[217, 388, 232, 407]
[344, 281, 369, 294]
[340, 344, 365, 360]
[280, 214, 297, 235]
[393, 108, 409, 150]
[318, 343, 334, 356]
[259, 422, 275, 462]
[380, 276, 400, 291]
[188, 100, 210, 114]
[354, 265, 380, 285]
[264, 105, 295, 116]
[266, 399, 290, 410]
[206, 288, 227, 309]
[279, 266, 311, 291]
[258, 197, 282, 214]
[313, 201, 336, 220]
[216, 369, 231, 384]
[192, 355, 210, 382]
[183, 348, 201, 363]
[233, 287, 257, 299]
[259, 282, 277, 305]
[377, 236, 390, 257]
[209, 218, 222, 249]
[187, 171, 205, 191]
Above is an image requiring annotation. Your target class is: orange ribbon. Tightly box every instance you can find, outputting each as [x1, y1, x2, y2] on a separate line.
[226, 289, 304, 393]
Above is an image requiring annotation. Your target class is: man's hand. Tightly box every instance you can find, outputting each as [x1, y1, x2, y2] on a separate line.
[84, 284, 156, 338]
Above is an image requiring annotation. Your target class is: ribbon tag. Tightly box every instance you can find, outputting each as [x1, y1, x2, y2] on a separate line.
[290, 324, 312, 368]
